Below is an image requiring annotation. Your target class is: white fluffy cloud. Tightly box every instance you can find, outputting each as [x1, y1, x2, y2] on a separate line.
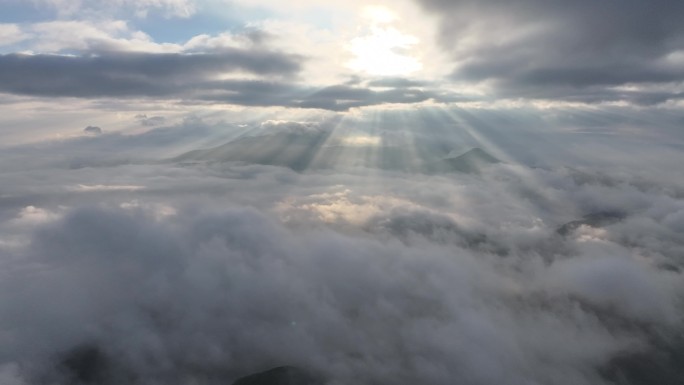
[2, 198, 679, 385]
[0, 24, 28, 47]
[29, 0, 196, 18]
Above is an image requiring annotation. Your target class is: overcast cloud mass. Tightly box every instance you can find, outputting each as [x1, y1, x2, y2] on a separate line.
[1, 1, 684, 385]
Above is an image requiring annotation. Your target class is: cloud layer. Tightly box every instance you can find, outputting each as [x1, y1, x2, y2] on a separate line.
[1, 108, 684, 384]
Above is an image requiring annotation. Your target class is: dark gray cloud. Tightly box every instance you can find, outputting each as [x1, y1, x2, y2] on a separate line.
[83, 125, 102, 135]
[0, 50, 302, 98]
[415, 0, 684, 104]
[191, 80, 469, 111]
[297, 84, 433, 111]
[366, 77, 431, 88]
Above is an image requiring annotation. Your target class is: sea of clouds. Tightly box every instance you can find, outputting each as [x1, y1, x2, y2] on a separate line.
[1, 108, 683, 385]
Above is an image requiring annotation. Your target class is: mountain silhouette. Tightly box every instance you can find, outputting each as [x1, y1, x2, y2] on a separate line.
[175, 130, 499, 175]
[231, 366, 324, 385]
[175, 130, 331, 171]
[422, 147, 500, 174]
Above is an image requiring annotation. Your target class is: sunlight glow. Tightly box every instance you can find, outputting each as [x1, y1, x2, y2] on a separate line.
[341, 135, 382, 146]
[362, 5, 398, 24]
[347, 6, 422, 76]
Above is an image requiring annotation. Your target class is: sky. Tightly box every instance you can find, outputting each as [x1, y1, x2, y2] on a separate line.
[1, 1, 684, 384]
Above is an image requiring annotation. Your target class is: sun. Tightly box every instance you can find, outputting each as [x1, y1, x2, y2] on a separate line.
[347, 6, 422, 77]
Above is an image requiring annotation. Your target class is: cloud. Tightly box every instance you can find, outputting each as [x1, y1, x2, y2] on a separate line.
[297, 84, 432, 111]
[0, 50, 302, 98]
[18, 0, 196, 19]
[68, 184, 145, 192]
[10, 21, 281, 55]
[1, 106, 684, 384]
[0, 177, 682, 384]
[197, 80, 466, 111]
[83, 126, 103, 135]
[0, 50, 471, 109]
[0, 52, 460, 110]
[414, 0, 684, 105]
[367, 77, 431, 88]
[135, 114, 166, 127]
[0, 24, 28, 47]
[0, 2, 476, 112]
